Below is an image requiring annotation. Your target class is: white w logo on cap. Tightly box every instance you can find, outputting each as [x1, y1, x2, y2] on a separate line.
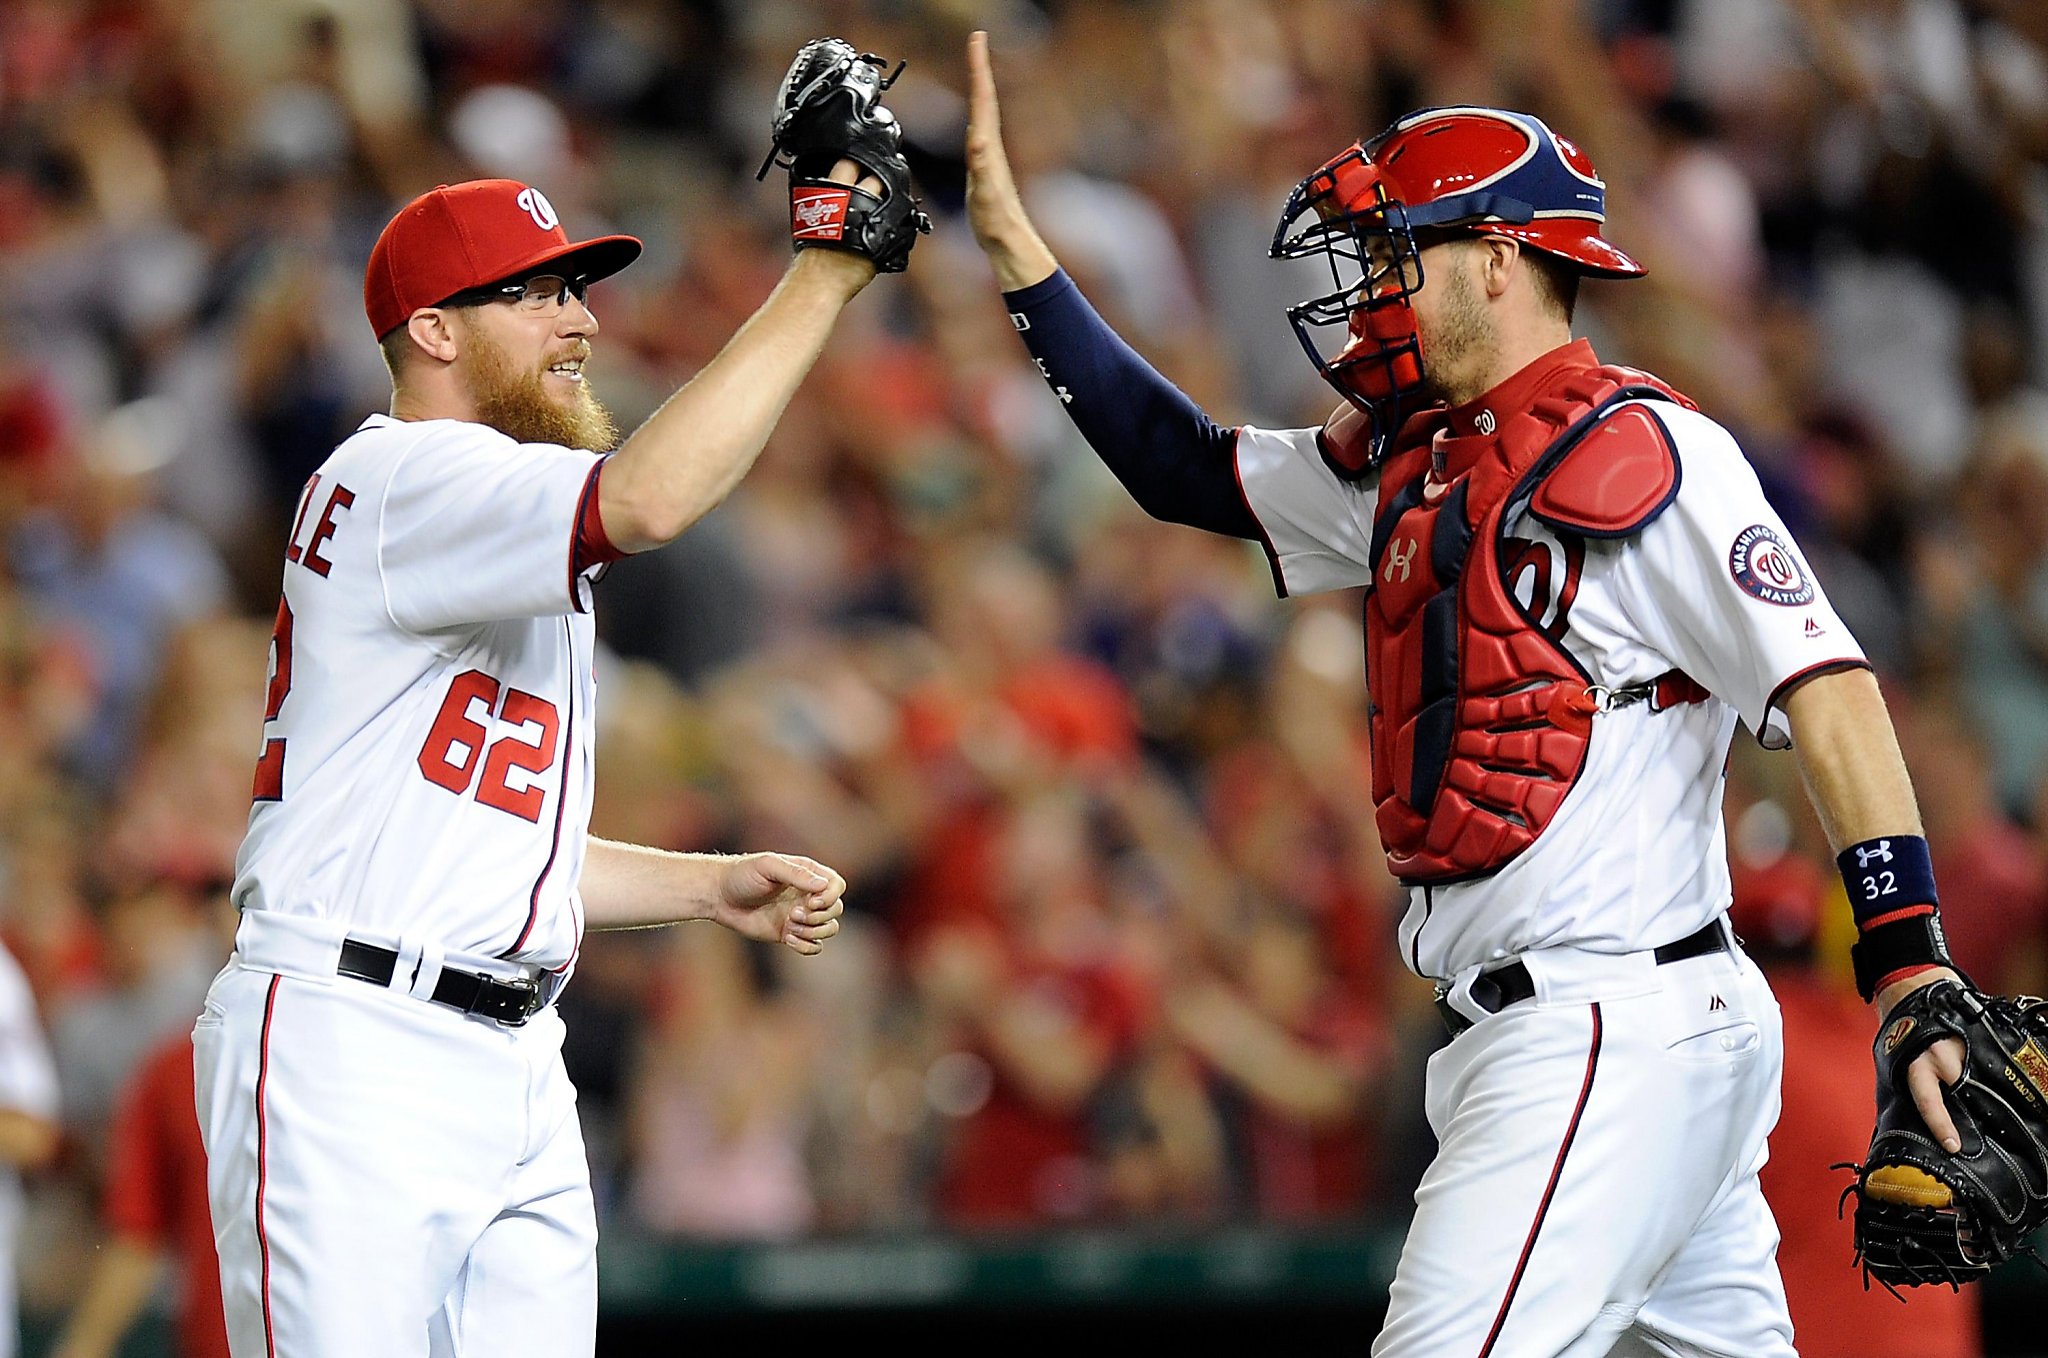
[516, 187, 559, 232]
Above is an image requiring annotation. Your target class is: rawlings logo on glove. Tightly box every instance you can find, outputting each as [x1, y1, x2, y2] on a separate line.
[1841, 978, 2048, 1291]
[791, 188, 851, 240]
[757, 37, 932, 272]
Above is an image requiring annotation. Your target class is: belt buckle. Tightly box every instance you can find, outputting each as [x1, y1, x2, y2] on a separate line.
[473, 974, 540, 1027]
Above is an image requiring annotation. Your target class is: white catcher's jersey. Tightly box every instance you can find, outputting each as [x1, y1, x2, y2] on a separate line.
[1235, 398, 1868, 981]
[233, 414, 614, 972]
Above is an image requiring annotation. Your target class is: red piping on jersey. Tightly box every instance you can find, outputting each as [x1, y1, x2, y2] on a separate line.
[568, 457, 620, 614]
[1229, 428, 1289, 599]
[1762, 658, 1871, 746]
[255, 975, 282, 1358]
[550, 691, 586, 978]
[508, 618, 575, 957]
[1477, 1002, 1603, 1358]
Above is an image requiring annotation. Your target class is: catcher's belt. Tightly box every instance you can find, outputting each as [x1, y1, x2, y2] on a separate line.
[1435, 917, 1731, 1038]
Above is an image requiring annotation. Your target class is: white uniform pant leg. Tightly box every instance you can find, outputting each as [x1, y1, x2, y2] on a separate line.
[1373, 949, 1796, 1358]
[1620, 1142, 1797, 1355]
[429, 1009, 598, 1358]
[195, 963, 584, 1357]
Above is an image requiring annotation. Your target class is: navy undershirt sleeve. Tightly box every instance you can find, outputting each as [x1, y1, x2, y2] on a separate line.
[1001, 270, 1260, 540]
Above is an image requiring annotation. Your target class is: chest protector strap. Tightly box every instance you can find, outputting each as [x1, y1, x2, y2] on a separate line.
[1360, 365, 1701, 885]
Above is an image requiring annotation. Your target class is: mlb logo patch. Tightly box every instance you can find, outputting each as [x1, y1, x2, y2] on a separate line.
[792, 189, 851, 242]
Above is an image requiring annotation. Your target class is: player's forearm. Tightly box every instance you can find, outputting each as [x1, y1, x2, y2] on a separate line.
[1785, 667, 1960, 1009]
[576, 838, 727, 929]
[597, 249, 870, 552]
[49, 1238, 162, 1358]
[1782, 667, 1924, 850]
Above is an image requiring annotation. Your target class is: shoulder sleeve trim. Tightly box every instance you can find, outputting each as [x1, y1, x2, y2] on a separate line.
[1528, 403, 1681, 540]
[1759, 658, 1874, 748]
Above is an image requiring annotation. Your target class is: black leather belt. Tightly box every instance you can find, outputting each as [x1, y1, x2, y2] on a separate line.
[1435, 918, 1731, 1038]
[337, 939, 551, 1027]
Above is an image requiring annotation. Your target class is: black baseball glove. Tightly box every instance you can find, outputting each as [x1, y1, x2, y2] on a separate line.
[1844, 977, 2048, 1289]
[756, 37, 931, 272]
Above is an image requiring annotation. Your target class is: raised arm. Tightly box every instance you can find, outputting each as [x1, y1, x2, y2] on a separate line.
[597, 228, 876, 553]
[964, 32, 1259, 541]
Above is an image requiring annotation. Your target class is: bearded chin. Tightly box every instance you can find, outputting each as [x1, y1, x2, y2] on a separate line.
[1414, 267, 1492, 408]
[461, 331, 620, 453]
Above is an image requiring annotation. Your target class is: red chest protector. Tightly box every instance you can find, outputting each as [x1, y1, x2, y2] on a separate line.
[1348, 364, 1701, 885]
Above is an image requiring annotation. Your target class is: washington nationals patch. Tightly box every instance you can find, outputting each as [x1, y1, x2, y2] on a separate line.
[1728, 524, 1813, 606]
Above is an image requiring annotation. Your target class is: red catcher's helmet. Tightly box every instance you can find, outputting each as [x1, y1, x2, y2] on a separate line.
[1270, 106, 1646, 469]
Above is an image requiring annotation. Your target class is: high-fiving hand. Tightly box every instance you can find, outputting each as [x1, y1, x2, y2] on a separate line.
[964, 30, 1060, 292]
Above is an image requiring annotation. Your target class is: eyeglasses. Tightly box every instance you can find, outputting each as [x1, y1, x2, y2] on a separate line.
[439, 274, 590, 316]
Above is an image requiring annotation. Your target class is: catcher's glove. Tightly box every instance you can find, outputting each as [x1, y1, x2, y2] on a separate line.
[1845, 977, 2048, 1289]
[756, 37, 931, 273]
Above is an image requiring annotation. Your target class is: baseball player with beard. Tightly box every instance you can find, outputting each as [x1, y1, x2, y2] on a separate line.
[965, 31, 1972, 1358]
[193, 145, 915, 1356]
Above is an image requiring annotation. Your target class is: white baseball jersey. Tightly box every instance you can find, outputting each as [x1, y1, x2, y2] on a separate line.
[0, 942, 57, 1358]
[233, 413, 613, 972]
[1234, 397, 1868, 981]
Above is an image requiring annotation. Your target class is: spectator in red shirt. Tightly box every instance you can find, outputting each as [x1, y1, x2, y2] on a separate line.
[49, 1030, 226, 1358]
[1166, 904, 1382, 1220]
[913, 792, 1151, 1227]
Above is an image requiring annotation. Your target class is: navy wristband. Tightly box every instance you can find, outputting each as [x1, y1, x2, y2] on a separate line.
[1837, 834, 1953, 1000]
[1836, 835, 1939, 929]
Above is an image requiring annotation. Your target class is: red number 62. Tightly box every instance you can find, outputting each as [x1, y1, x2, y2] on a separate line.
[415, 670, 561, 823]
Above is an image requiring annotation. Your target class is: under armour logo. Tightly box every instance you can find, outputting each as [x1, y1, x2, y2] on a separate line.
[516, 186, 559, 231]
[1708, 994, 1727, 1012]
[1384, 537, 1418, 584]
[1856, 840, 1893, 868]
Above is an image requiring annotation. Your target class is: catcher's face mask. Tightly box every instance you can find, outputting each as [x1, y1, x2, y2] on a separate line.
[1270, 145, 1429, 468]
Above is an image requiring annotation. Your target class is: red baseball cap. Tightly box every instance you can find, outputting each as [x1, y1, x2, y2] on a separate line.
[364, 179, 642, 339]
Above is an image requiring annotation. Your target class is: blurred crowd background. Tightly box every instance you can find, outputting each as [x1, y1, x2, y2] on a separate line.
[2, 0, 2046, 1353]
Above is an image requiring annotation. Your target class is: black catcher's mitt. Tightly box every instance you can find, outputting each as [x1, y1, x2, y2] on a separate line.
[1845, 977, 2048, 1289]
[756, 37, 931, 272]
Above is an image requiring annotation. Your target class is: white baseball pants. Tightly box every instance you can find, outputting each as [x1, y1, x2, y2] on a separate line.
[193, 911, 597, 1357]
[1375, 933, 1798, 1358]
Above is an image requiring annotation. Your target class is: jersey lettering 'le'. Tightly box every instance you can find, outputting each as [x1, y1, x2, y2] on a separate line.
[234, 415, 617, 971]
